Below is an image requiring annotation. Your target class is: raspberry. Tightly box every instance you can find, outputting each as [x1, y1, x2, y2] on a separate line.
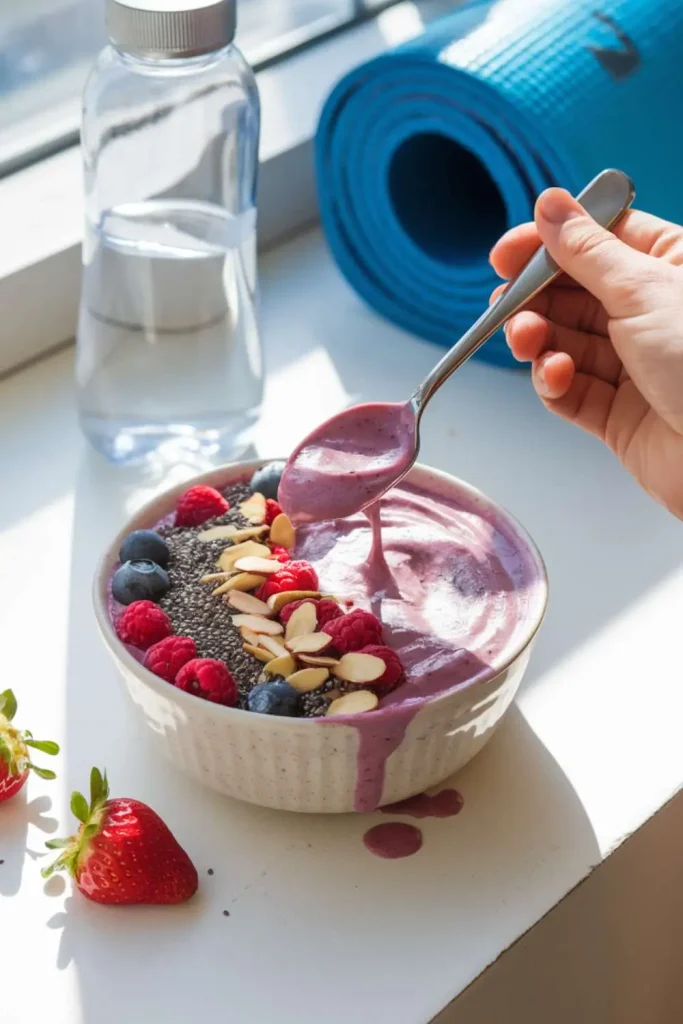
[322, 609, 383, 654]
[358, 644, 404, 689]
[269, 545, 291, 564]
[255, 561, 319, 601]
[116, 601, 173, 650]
[265, 499, 283, 526]
[280, 598, 342, 629]
[175, 659, 237, 706]
[175, 486, 229, 527]
[144, 636, 197, 682]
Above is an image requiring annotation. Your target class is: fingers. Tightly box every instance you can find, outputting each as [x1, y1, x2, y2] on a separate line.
[533, 189, 663, 318]
[534, 367, 616, 442]
[489, 222, 540, 279]
[505, 311, 622, 383]
[490, 281, 609, 339]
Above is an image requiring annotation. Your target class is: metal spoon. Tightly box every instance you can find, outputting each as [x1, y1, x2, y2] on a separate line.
[279, 169, 635, 524]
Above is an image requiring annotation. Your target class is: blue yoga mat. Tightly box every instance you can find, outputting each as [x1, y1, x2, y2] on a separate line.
[316, 0, 683, 366]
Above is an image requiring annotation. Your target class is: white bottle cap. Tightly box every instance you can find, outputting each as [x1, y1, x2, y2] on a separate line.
[107, 0, 236, 59]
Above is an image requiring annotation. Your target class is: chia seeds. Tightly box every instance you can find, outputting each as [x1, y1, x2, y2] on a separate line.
[156, 483, 341, 718]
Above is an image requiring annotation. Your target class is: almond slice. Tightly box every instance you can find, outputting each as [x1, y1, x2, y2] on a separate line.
[334, 652, 386, 684]
[267, 590, 320, 614]
[298, 655, 340, 668]
[217, 540, 271, 573]
[239, 492, 267, 524]
[286, 632, 332, 655]
[326, 690, 378, 716]
[263, 653, 296, 677]
[231, 614, 283, 636]
[227, 591, 273, 616]
[213, 573, 265, 595]
[200, 571, 235, 584]
[285, 601, 317, 641]
[285, 667, 329, 693]
[197, 525, 239, 543]
[243, 643, 275, 664]
[231, 525, 269, 544]
[269, 512, 296, 549]
[240, 626, 261, 646]
[233, 556, 282, 575]
[258, 635, 290, 659]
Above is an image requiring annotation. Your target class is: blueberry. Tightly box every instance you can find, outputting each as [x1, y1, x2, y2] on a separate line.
[119, 529, 169, 568]
[112, 560, 170, 605]
[249, 461, 286, 501]
[247, 680, 300, 716]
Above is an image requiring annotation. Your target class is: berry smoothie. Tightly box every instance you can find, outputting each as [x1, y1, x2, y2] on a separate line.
[292, 466, 544, 808]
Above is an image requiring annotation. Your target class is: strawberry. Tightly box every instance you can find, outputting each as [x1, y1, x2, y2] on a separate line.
[43, 768, 198, 905]
[0, 689, 59, 803]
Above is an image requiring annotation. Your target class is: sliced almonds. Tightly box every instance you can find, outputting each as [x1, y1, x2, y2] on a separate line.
[233, 556, 282, 575]
[200, 571, 235, 584]
[334, 652, 386, 684]
[213, 573, 265, 595]
[285, 602, 317, 641]
[298, 655, 340, 668]
[227, 591, 273, 617]
[269, 512, 296, 549]
[264, 653, 296, 677]
[231, 614, 284, 636]
[239, 492, 267, 524]
[243, 643, 274, 663]
[326, 690, 378, 716]
[258, 635, 290, 659]
[267, 590, 320, 614]
[240, 626, 261, 646]
[217, 540, 270, 573]
[230, 525, 269, 544]
[197, 524, 241, 543]
[286, 667, 329, 693]
[286, 632, 332, 655]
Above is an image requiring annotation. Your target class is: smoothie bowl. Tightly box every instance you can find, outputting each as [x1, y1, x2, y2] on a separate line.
[94, 459, 547, 813]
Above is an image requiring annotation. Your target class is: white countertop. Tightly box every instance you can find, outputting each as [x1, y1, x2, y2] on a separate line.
[2, 227, 682, 1024]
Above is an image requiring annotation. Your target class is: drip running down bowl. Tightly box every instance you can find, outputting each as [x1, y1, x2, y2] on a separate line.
[93, 459, 548, 813]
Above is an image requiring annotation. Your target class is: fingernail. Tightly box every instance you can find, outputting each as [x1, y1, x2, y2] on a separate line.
[536, 189, 580, 225]
[536, 362, 552, 398]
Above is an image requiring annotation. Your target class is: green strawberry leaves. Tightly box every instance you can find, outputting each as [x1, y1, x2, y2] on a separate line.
[71, 791, 90, 824]
[0, 689, 17, 722]
[43, 767, 109, 880]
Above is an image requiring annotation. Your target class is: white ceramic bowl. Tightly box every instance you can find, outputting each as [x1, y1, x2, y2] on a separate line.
[94, 459, 548, 813]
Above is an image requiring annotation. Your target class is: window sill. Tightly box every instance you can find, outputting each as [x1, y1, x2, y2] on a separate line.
[0, 1, 426, 378]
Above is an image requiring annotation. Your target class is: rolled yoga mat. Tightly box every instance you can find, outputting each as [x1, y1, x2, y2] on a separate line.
[316, 0, 683, 366]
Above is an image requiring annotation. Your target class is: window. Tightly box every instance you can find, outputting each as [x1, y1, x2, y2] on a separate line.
[0, 0, 410, 178]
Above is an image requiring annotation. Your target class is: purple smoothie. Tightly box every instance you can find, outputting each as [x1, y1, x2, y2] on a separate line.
[279, 401, 417, 524]
[293, 469, 544, 811]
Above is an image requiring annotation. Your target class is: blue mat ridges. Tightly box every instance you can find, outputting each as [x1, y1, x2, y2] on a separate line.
[315, 0, 683, 366]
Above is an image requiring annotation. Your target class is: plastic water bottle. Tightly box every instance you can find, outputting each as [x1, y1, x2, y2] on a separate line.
[76, 0, 262, 464]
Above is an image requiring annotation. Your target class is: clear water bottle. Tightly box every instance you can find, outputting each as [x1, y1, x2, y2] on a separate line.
[77, 0, 262, 464]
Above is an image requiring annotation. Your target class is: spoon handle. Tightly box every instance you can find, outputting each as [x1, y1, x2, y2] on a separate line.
[412, 168, 635, 411]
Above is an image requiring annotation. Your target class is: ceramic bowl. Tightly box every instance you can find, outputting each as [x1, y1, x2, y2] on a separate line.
[93, 459, 547, 813]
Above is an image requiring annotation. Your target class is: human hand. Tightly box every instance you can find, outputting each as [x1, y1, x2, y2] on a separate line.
[490, 188, 683, 520]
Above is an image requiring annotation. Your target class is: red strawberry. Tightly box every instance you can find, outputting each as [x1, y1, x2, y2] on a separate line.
[255, 561, 319, 602]
[322, 609, 384, 654]
[175, 485, 230, 527]
[0, 689, 59, 803]
[358, 644, 404, 689]
[269, 545, 291, 564]
[280, 598, 342, 629]
[175, 658, 238, 705]
[116, 600, 173, 650]
[265, 498, 283, 526]
[144, 635, 197, 682]
[42, 768, 198, 905]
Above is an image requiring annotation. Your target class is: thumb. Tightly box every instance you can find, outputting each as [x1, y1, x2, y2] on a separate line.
[534, 188, 653, 318]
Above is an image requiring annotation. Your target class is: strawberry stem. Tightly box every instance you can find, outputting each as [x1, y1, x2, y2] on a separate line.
[42, 767, 109, 880]
[0, 689, 17, 721]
